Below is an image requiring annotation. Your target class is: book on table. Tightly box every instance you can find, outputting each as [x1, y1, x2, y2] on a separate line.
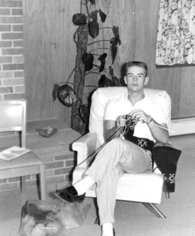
[0, 146, 30, 161]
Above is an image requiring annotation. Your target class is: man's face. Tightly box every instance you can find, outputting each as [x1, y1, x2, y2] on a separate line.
[124, 66, 149, 92]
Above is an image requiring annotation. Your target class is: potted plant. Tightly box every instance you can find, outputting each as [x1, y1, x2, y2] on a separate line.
[52, 0, 121, 134]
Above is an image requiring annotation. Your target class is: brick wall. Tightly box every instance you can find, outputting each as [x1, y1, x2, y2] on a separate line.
[0, 0, 25, 100]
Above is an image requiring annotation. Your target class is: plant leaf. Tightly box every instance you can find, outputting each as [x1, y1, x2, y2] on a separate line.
[57, 84, 77, 107]
[89, 0, 96, 5]
[99, 9, 107, 22]
[98, 74, 114, 87]
[90, 10, 99, 22]
[109, 66, 114, 76]
[98, 53, 107, 72]
[112, 26, 119, 37]
[110, 38, 118, 64]
[88, 21, 99, 38]
[114, 34, 121, 45]
[112, 26, 121, 45]
[79, 104, 90, 123]
[52, 84, 60, 101]
[72, 13, 87, 25]
[82, 53, 94, 71]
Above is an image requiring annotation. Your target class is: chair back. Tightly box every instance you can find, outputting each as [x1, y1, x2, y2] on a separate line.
[89, 87, 171, 148]
[0, 100, 26, 148]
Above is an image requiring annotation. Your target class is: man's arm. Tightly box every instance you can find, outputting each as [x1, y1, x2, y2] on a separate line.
[129, 109, 169, 143]
[104, 116, 127, 141]
[104, 120, 119, 141]
[147, 119, 169, 143]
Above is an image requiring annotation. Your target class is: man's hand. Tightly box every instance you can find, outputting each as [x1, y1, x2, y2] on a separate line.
[104, 116, 127, 141]
[116, 115, 127, 128]
[128, 109, 151, 123]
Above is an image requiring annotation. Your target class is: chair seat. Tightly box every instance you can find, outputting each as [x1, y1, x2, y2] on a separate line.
[0, 100, 46, 200]
[73, 167, 164, 204]
[0, 151, 43, 170]
[0, 151, 45, 180]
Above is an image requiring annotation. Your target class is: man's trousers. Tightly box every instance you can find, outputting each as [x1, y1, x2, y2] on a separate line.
[85, 138, 152, 225]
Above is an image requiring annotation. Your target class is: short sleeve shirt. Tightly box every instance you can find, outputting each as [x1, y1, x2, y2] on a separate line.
[104, 94, 167, 142]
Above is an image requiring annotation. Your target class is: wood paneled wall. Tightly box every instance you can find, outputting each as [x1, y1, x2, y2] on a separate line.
[23, 0, 79, 124]
[23, 0, 195, 125]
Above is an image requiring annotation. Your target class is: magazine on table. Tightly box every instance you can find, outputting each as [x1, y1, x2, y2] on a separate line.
[0, 146, 30, 161]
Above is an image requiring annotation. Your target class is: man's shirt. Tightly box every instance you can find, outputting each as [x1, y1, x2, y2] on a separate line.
[104, 94, 167, 142]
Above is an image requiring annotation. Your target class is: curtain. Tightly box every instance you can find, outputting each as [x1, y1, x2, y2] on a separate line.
[156, 0, 195, 65]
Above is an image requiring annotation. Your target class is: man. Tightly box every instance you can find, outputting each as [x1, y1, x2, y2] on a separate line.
[55, 61, 169, 236]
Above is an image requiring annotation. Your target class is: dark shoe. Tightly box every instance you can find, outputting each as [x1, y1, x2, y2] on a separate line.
[54, 186, 85, 203]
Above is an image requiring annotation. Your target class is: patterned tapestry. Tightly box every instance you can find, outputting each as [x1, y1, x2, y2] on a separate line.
[156, 0, 195, 65]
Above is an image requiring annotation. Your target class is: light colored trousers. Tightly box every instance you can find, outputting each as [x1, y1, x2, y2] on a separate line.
[85, 138, 152, 225]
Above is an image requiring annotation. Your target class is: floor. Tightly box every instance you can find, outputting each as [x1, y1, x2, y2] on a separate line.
[0, 134, 195, 236]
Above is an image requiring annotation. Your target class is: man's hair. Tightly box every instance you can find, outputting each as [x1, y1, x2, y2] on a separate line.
[125, 61, 148, 76]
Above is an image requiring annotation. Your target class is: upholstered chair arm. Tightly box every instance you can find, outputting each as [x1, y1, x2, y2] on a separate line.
[72, 132, 97, 167]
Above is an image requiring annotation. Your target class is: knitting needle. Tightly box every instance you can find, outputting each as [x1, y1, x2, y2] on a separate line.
[125, 115, 175, 133]
[43, 227, 57, 230]
[76, 127, 122, 167]
[144, 120, 175, 133]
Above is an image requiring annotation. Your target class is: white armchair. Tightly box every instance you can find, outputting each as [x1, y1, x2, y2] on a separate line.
[72, 86, 171, 219]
